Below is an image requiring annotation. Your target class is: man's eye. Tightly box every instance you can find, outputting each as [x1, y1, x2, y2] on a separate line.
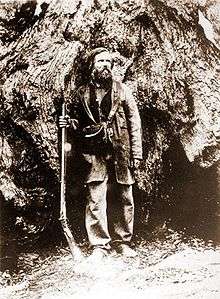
[97, 59, 111, 63]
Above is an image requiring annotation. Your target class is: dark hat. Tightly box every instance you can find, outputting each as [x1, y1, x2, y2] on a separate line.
[88, 47, 109, 61]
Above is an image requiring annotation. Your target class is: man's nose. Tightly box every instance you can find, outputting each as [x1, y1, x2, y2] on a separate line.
[103, 64, 110, 69]
[101, 60, 108, 65]
[102, 61, 111, 68]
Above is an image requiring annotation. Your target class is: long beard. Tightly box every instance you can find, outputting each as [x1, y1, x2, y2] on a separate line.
[91, 67, 113, 89]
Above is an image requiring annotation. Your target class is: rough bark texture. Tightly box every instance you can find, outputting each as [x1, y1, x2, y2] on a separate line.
[0, 0, 219, 243]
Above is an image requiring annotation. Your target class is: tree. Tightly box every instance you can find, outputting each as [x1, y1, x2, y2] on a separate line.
[0, 0, 219, 246]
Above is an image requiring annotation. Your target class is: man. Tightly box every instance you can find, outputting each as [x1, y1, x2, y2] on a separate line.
[59, 47, 142, 259]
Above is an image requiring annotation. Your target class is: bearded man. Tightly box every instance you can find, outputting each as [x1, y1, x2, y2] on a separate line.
[59, 47, 142, 259]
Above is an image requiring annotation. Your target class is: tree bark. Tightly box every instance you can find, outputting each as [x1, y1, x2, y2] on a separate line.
[0, 0, 219, 241]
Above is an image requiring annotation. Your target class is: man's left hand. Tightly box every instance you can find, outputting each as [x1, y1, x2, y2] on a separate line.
[131, 159, 141, 170]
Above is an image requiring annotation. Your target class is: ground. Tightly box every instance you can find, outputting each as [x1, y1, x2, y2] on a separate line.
[1, 230, 220, 299]
[0, 232, 220, 299]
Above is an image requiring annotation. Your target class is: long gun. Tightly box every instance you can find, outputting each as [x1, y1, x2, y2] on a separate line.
[59, 102, 82, 260]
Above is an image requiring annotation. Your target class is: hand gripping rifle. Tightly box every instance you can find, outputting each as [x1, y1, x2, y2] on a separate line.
[59, 102, 82, 260]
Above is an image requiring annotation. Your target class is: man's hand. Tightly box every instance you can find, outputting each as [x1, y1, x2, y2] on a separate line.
[130, 158, 141, 180]
[130, 158, 141, 170]
[59, 116, 78, 130]
[59, 115, 70, 128]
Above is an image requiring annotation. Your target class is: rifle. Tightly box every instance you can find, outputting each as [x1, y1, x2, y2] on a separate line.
[59, 102, 82, 260]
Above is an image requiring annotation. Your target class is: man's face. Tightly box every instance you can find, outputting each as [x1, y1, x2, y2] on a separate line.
[91, 51, 113, 87]
[94, 51, 112, 71]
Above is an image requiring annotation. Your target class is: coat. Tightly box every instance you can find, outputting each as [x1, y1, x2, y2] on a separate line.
[68, 80, 142, 185]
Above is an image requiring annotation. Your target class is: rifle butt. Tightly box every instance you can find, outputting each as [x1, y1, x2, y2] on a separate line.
[60, 218, 83, 260]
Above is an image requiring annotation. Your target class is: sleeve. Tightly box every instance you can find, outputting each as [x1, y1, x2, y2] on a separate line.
[123, 84, 143, 160]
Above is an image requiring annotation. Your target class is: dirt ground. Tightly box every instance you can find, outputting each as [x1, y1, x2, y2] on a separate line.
[1, 231, 220, 299]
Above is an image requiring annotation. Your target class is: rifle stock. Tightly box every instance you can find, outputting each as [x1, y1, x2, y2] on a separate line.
[59, 102, 82, 260]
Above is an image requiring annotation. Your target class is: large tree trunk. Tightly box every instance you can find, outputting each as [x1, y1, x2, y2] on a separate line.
[0, 0, 219, 248]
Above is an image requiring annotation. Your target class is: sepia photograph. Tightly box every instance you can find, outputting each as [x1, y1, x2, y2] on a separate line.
[0, 0, 220, 298]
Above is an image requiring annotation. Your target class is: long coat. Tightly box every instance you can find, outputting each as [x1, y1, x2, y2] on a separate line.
[68, 80, 142, 185]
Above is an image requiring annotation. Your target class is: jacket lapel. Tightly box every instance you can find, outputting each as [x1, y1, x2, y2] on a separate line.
[108, 81, 121, 122]
[81, 85, 97, 123]
[81, 81, 121, 124]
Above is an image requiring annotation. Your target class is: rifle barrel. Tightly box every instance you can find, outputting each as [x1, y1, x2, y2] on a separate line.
[59, 102, 82, 260]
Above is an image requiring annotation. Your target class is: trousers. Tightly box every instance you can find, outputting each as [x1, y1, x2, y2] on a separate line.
[85, 176, 134, 249]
